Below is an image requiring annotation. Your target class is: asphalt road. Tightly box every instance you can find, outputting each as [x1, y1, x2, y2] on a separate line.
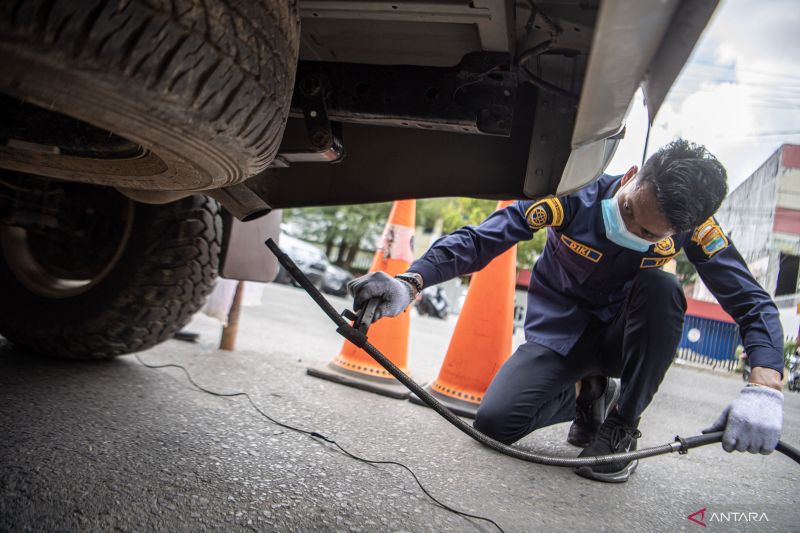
[1, 282, 799, 532]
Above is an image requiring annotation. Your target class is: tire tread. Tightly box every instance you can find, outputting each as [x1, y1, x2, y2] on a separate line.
[0, 196, 222, 359]
[0, 0, 299, 179]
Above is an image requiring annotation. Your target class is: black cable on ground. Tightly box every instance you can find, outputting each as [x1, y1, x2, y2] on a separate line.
[133, 355, 506, 533]
[264, 238, 800, 469]
[129, 236, 800, 533]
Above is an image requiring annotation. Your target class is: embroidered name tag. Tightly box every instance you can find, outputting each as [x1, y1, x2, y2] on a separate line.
[560, 235, 603, 263]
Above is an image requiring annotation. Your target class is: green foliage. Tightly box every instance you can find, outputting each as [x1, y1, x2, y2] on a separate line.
[417, 198, 452, 232]
[285, 198, 550, 271]
[419, 197, 547, 270]
[438, 198, 497, 233]
[674, 250, 697, 286]
[734, 345, 745, 372]
[518, 231, 547, 270]
[785, 339, 798, 369]
[283, 203, 391, 268]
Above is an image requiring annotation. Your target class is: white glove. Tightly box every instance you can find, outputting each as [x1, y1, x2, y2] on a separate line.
[347, 272, 415, 321]
[702, 385, 783, 454]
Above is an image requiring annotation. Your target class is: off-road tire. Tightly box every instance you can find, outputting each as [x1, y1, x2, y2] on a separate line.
[0, 195, 222, 359]
[0, 0, 299, 189]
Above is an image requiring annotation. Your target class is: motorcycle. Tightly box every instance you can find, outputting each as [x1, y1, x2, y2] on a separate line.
[415, 286, 449, 320]
[788, 355, 800, 392]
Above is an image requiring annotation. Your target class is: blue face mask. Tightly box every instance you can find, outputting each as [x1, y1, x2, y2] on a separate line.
[601, 195, 653, 252]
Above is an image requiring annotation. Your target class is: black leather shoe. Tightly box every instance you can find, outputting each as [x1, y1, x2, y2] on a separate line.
[574, 410, 642, 483]
[567, 377, 620, 447]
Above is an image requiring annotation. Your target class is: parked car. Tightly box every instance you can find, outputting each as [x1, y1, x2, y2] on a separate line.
[322, 264, 355, 297]
[273, 234, 330, 289]
[0, 0, 718, 358]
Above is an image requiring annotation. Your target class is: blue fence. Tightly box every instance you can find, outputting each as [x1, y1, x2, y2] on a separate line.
[676, 315, 742, 372]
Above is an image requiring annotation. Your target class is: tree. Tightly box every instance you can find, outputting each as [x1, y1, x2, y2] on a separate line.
[284, 203, 391, 269]
[518, 231, 547, 270]
[674, 250, 698, 286]
[416, 198, 451, 232]
[420, 197, 547, 270]
[286, 198, 550, 272]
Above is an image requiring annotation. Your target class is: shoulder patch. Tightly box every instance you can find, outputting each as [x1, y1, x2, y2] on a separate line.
[560, 235, 603, 263]
[692, 217, 729, 257]
[652, 237, 676, 256]
[525, 198, 564, 230]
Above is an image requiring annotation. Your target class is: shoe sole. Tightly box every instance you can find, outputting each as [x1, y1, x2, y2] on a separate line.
[573, 459, 638, 483]
[566, 379, 622, 448]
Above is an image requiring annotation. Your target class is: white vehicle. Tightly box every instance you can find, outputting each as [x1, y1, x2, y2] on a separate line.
[0, 0, 718, 358]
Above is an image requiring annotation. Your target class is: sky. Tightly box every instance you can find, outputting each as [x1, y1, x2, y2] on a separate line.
[605, 0, 800, 193]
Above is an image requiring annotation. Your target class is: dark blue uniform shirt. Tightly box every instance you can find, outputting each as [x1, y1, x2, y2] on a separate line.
[409, 174, 785, 375]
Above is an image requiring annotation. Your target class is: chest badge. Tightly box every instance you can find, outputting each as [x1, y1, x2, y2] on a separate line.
[653, 237, 676, 256]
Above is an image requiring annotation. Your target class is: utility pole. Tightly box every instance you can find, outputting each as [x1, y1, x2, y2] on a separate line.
[642, 119, 652, 168]
[219, 281, 245, 351]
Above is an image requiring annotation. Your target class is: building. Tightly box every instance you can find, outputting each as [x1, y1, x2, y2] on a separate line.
[694, 143, 800, 340]
[677, 298, 739, 365]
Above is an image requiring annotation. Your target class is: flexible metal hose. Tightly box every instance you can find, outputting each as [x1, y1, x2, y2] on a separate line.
[265, 239, 800, 467]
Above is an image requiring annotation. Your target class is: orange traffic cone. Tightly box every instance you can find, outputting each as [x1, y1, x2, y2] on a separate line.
[410, 200, 517, 417]
[307, 200, 416, 399]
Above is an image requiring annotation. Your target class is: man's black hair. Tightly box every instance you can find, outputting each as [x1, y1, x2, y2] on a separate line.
[637, 139, 728, 232]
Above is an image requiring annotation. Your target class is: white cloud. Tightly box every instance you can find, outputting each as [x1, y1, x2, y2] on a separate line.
[607, 0, 800, 191]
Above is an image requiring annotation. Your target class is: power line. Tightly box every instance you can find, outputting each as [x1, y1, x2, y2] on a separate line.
[674, 74, 800, 91]
[715, 130, 800, 139]
[666, 88, 800, 102]
[685, 60, 800, 82]
[664, 87, 800, 103]
[662, 93, 800, 111]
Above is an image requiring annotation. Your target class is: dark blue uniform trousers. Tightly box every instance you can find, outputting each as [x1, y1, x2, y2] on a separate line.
[474, 269, 687, 445]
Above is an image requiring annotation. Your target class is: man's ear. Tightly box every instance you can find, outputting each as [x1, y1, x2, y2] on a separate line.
[620, 165, 639, 187]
